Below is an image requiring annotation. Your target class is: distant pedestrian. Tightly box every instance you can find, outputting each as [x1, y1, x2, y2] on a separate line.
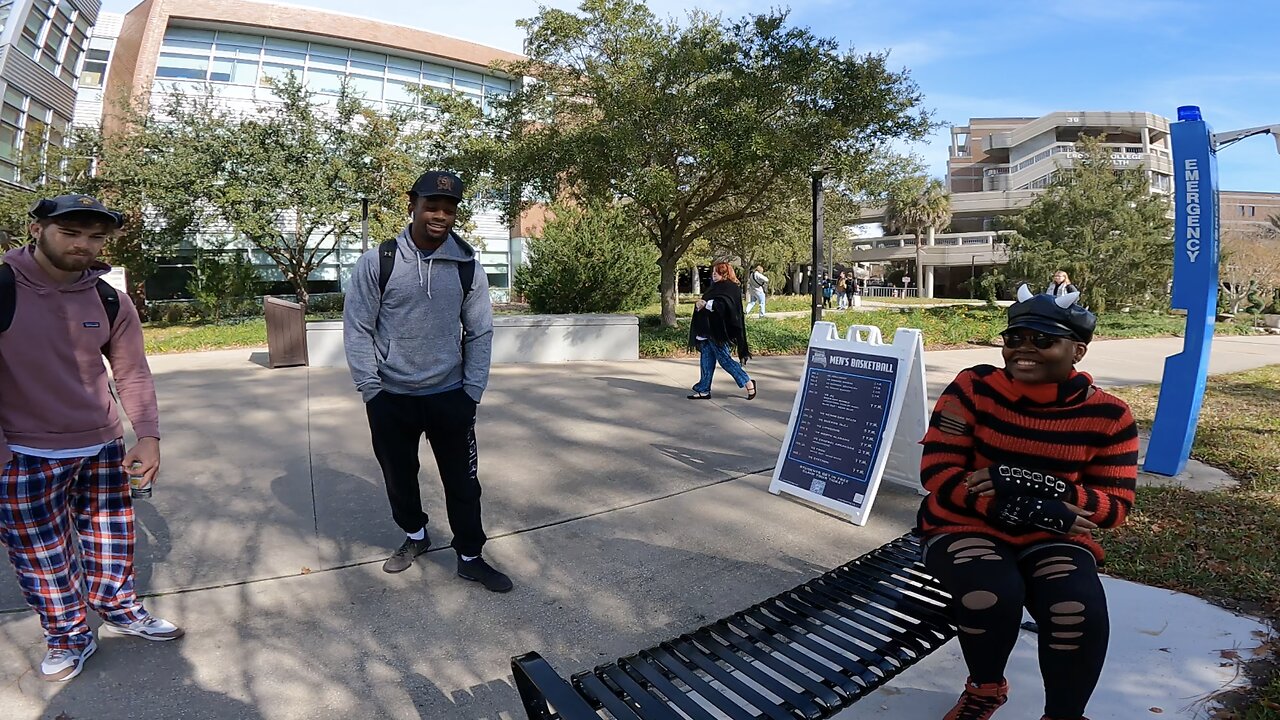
[745, 265, 769, 318]
[836, 272, 849, 310]
[1047, 270, 1079, 297]
[821, 273, 834, 308]
[687, 262, 756, 400]
[845, 271, 859, 307]
[0, 195, 183, 683]
[343, 170, 512, 593]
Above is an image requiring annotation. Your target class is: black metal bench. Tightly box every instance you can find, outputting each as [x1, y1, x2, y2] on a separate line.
[511, 533, 957, 719]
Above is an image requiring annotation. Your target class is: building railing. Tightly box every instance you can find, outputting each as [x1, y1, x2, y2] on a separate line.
[852, 230, 1013, 251]
[862, 286, 920, 298]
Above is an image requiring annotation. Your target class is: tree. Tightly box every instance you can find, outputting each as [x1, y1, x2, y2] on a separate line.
[489, 0, 931, 327]
[0, 127, 100, 246]
[514, 202, 658, 313]
[205, 75, 414, 306]
[94, 92, 231, 304]
[0, 104, 217, 307]
[1220, 228, 1280, 313]
[884, 174, 950, 296]
[1005, 135, 1173, 311]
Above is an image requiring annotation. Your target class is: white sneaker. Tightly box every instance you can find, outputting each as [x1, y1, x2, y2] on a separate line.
[104, 616, 185, 641]
[40, 637, 97, 682]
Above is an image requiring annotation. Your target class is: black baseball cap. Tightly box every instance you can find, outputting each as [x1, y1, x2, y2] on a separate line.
[1005, 284, 1097, 343]
[30, 194, 124, 228]
[409, 171, 464, 201]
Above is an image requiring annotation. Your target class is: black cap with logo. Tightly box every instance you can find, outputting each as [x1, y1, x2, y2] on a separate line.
[409, 171, 465, 201]
[29, 194, 125, 228]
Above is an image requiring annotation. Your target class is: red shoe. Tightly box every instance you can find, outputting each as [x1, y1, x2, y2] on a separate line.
[943, 678, 1009, 720]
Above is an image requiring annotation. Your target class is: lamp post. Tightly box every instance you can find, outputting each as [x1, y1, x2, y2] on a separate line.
[360, 197, 370, 253]
[810, 168, 827, 327]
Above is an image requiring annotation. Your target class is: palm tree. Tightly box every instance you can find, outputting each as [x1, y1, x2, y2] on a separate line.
[884, 176, 951, 297]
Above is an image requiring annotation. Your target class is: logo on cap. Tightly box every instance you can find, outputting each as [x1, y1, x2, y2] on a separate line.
[436, 176, 454, 192]
[78, 197, 95, 206]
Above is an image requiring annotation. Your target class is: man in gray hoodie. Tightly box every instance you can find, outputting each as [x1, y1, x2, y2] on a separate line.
[342, 170, 510, 593]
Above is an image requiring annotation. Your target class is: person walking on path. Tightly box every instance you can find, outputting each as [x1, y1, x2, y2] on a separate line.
[744, 264, 769, 318]
[343, 170, 512, 593]
[687, 262, 756, 400]
[836, 272, 849, 310]
[821, 273, 835, 309]
[0, 195, 183, 683]
[916, 285, 1138, 720]
[1047, 270, 1079, 298]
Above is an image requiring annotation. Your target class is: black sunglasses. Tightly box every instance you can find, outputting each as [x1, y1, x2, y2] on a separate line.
[1000, 330, 1067, 350]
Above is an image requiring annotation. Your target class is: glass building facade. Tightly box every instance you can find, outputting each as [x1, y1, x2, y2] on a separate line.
[0, 0, 96, 187]
[83, 4, 522, 301]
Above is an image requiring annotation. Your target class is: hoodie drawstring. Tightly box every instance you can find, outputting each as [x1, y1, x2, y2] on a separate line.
[413, 253, 435, 298]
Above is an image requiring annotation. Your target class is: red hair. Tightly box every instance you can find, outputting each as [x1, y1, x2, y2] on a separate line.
[713, 262, 739, 284]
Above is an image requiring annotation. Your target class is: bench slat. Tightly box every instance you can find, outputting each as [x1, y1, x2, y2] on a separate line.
[660, 642, 813, 720]
[574, 670, 645, 720]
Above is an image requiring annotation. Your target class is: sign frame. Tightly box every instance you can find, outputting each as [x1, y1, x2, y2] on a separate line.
[768, 322, 929, 525]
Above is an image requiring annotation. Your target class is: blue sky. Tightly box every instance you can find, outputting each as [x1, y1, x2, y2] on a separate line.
[102, 0, 1280, 192]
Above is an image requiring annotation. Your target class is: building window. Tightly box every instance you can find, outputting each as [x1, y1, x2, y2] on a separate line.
[80, 48, 110, 88]
[154, 26, 516, 112]
[1248, 206, 1256, 217]
[157, 53, 210, 80]
[1239, 205, 1246, 216]
[0, 1, 13, 35]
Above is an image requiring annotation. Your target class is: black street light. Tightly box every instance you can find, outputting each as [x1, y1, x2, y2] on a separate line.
[810, 168, 827, 327]
[360, 197, 370, 253]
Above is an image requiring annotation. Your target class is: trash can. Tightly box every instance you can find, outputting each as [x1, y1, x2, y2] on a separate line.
[264, 296, 308, 368]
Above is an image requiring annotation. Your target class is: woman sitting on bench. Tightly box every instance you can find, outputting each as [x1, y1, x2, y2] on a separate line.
[915, 285, 1138, 720]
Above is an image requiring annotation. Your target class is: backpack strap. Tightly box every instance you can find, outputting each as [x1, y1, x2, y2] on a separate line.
[457, 257, 475, 301]
[0, 263, 14, 334]
[378, 237, 476, 302]
[95, 279, 121, 355]
[377, 239, 398, 296]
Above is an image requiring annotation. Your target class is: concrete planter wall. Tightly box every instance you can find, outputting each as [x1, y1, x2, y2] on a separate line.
[1263, 314, 1280, 329]
[305, 314, 640, 368]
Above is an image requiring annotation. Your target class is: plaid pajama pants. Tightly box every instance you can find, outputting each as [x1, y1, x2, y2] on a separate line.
[0, 440, 148, 650]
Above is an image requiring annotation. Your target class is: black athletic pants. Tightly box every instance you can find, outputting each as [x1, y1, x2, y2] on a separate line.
[924, 533, 1109, 720]
[365, 388, 486, 557]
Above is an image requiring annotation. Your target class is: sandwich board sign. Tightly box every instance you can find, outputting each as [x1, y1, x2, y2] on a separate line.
[768, 322, 929, 526]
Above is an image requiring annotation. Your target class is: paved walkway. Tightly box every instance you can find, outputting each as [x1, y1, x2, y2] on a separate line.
[0, 335, 1276, 719]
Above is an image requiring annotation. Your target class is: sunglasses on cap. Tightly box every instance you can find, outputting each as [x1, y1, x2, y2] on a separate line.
[1000, 330, 1069, 350]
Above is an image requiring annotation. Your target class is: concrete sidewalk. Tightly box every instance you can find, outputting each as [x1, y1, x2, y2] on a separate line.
[0, 335, 1276, 719]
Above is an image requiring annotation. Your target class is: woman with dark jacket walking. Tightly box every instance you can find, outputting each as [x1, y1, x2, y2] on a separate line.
[687, 262, 756, 400]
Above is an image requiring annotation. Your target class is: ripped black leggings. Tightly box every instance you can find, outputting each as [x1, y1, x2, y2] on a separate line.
[924, 533, 1109, 720]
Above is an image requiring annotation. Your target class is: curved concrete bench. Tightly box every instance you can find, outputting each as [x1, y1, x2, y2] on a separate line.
[305, 314, 639, 368]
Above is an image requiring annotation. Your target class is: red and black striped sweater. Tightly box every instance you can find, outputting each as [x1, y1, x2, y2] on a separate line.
[916, 364, 1139, 561]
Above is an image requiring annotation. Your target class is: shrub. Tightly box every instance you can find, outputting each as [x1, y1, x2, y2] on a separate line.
[306, 293, 345, 316]
[187, 250, 261, 323]
[513, 202, 658, 314]
[148, 300, 202, 325]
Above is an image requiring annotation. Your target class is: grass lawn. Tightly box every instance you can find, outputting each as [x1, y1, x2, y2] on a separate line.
[638, 303, 1259, 358]
[1104, 365, 1280, 719]
[141, 300, 1263, 357]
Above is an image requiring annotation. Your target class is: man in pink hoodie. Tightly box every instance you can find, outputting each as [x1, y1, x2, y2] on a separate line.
[0, 195, 182, 683]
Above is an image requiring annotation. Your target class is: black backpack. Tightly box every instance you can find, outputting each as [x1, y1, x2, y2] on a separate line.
[0, 263, 122, 354]
[377, 238, 476, 299]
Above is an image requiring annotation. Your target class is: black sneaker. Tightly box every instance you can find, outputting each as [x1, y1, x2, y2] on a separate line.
[457, 556, 513, 593]
[383, 534, 431, 573]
